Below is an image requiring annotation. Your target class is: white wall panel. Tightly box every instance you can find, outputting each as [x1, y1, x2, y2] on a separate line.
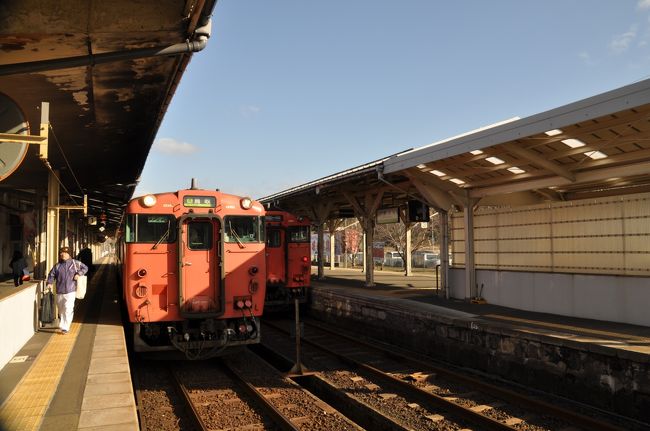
[449, 268, 650, 326]
[0, 284, 38, 369]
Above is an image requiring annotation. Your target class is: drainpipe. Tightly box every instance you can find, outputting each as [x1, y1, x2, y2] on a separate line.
[0, 1, 217, 76]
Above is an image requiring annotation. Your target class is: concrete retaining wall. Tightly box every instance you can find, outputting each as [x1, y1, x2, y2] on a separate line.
[309, 286, 650, 422]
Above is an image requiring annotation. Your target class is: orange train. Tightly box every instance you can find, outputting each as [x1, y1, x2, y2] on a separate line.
[122, 185, 266, 359]
[264, 210, 311, 309]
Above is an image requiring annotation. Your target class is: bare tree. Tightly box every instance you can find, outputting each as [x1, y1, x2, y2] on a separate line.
[375, 222, 431, 272]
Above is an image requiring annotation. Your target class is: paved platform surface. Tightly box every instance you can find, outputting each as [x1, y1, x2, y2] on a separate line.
[313, 267, 650, 356]
[0, 257, 138, 431]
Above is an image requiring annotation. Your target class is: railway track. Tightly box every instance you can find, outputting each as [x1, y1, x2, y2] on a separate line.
[133, 352, 360, 430]
[259, 317, 640, 431]
[132, 317, 645, 431]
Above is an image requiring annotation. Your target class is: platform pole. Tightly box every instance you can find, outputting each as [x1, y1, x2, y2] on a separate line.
[288, 298, 308, 375]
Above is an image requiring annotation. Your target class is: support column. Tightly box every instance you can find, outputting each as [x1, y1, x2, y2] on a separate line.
[329, 232, 336, 270]
[464, 204, 475, 299]
[440, 210, 449, 298]
[343, 190, 384, 287]
[35, 190, 47, 279]
[405, 223, 412, 276]
[317, 223, 325, 280]
[326, 219, 343, 270]
[46, 171, 59, 277]
[310, 201, 333, 280]
[362, 232, 367, 273]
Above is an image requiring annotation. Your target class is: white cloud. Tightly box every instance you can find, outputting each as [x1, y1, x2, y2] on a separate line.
[153, 137, 199, 155]
[638, 0, 650, 10]
[240, 105, 261, 118]
[578, 51, 591, 63]
[609, 25, 638, 53]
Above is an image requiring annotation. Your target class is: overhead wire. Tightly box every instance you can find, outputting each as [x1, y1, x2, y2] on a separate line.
[40, 158, 77, 203]
[48, 123, 85, 200]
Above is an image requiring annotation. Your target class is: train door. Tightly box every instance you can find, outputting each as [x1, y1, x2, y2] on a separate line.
[266, 227, 286, 284]
[179, 217, 222, 316]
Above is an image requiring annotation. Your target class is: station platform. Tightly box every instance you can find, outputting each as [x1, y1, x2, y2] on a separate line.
[308, 267, 650, 424]
[0, 258, 138, 431]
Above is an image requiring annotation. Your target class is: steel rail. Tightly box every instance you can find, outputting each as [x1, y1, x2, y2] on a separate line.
[167, 364, 210, 431]
[131, 364, 149, 431]
[219, 359, 301, 431]
[300, 318, 627, 431]
[264, 320, 516, 431]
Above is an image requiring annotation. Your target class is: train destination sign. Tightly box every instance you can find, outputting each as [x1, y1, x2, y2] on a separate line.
[183, 196, 216, 208]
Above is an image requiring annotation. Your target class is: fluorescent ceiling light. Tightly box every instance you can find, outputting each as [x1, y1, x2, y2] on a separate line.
[486, 156, 505, 165]
[430, 170, 446, 177]
[470, 150, 483, 155]
[561, 138, 586, 148]
[507, 167, 526, 174]
[545, 129, 563, 136]
[417, 164, 427, 169]
[584, 151, 607, 160]
[449, 178, 465, 185]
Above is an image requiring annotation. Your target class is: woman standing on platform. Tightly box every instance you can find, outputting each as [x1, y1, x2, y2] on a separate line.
[9, 250, 27, 287]
[46, 246, 88, 334]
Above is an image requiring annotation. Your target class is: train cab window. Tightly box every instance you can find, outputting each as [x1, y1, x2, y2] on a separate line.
[188, 222, 212, 250]
[288, 226, 310, 243]
[224, 216, 264, 243]
[125, 214, 177, 243]
[267, 229, 281, 248]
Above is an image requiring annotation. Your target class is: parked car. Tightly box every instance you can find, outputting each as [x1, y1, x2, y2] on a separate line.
[423, 253, 440, 268]
[384, 251, 404, 267]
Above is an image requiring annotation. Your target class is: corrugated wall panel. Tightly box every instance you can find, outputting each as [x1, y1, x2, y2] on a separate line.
[450, 192, 650, 275]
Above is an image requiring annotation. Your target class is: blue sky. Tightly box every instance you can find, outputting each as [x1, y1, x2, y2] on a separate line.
[135, 0, 650, 200]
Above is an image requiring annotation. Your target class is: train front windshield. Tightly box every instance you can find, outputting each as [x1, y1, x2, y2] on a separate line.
[125, 214, 177, 243]
[224, 216, 265, 243]
[288, 226, 309, 243]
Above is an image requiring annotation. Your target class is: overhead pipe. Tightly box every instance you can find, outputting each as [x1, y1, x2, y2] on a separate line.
[0, 0, 217, 76]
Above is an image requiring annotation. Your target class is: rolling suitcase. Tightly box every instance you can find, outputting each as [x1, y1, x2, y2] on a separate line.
[40, 289, 55, 324]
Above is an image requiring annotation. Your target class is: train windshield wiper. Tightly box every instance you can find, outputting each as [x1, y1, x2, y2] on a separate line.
[228, 222, 245, 249]
[152, 222, 171, 250]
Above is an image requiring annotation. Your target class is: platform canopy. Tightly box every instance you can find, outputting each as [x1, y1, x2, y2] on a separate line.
[260, 78, 650, 217]
[0, 0, 216, 230]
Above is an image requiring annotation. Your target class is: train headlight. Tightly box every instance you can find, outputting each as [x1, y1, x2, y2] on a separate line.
[240, 197, 252, 209]
[141, 194, 157, 208]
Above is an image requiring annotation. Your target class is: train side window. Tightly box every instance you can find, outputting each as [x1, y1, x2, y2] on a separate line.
[188, 222, 212, 250]
[267, 229, 281, 247]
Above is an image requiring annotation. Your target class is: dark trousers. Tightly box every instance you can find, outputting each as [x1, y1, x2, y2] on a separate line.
[13, 275, 23, 287]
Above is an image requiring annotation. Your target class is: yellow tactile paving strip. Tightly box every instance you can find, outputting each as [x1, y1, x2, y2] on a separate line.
[484, 314, 650, 343]
[0, 322, 81, 431]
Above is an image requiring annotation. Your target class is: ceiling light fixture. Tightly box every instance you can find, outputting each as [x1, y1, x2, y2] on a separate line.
[486, 156, 505, 165]
[561, 138, 586, 148]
